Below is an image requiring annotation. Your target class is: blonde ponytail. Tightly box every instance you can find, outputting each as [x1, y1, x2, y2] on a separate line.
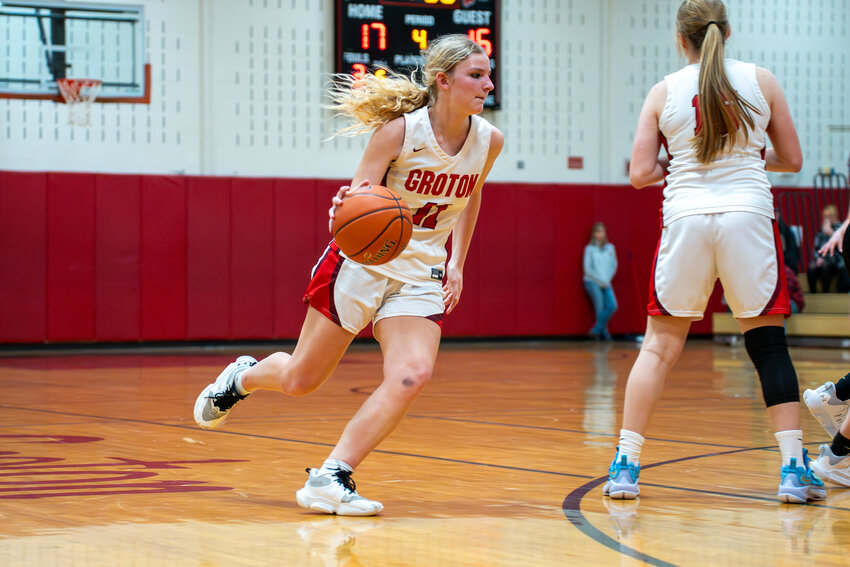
[328, 34, 485, 137]
[328, 70, 429, 137]
[677, 1, 762, 163]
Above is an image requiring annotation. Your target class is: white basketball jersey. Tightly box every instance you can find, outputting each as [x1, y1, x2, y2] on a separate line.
[659, 59, 772, 225]
[360, 105, 493, 285]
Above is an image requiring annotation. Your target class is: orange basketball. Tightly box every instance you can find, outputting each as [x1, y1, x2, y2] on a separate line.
[332, 185, 413, 265]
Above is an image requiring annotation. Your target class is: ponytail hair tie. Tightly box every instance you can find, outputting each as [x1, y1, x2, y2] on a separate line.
[705, 20, 721, 30]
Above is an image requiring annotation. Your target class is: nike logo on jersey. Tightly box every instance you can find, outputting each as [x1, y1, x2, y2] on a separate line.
[412, 147, 425, 152]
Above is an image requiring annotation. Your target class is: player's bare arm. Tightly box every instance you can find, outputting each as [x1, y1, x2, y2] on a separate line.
[758, 67, 803, 173]
[329, 117, 405, 232]
[629, 80, 667, 189]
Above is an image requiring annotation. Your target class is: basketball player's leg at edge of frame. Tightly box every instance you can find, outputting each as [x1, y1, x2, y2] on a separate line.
[804, 219, 850, 487]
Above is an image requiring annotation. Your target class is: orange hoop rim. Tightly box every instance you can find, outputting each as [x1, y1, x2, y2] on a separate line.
[56, 78, 102, 104]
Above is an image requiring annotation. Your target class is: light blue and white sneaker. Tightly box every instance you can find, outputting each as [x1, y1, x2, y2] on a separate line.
[803, 381, 849, 437]
[777, 449, 827, 504]
[193, 355, 257, 429]
[810, 444, 850, 487]
[603, 452, 640, 500]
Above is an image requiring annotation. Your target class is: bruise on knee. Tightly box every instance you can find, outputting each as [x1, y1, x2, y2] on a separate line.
[402, 377, 416, 387]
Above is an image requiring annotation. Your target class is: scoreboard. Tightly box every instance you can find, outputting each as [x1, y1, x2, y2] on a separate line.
[335, 0, 500, 108]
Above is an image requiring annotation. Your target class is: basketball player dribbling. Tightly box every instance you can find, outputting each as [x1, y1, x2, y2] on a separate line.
[604, 0, 825, 503]
[193, 34, 504, 516]
[804, 211, 850, 486]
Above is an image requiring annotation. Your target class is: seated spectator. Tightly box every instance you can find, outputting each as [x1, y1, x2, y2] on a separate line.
[808, 205, 850, 293]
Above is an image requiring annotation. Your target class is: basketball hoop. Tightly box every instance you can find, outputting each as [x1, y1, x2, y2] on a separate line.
[56, 78, 102, 127]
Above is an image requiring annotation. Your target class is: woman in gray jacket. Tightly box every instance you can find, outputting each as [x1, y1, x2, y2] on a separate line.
[583, 222, 618, 340]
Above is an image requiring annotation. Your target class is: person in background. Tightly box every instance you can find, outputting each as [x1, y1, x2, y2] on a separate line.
[583, 222, 618, 340]
[807, 204, 849, 293]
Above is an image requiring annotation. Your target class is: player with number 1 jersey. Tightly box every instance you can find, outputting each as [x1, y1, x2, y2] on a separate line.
[603, 0, 822, 505]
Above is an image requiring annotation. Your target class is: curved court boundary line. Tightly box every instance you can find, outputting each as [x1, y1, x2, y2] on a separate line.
[6, 403, 849, 566]
[561, 445, 820, 567]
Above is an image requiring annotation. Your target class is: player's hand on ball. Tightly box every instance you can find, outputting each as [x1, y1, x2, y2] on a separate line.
[329, 179, 370, 233]
[443, 266, 463, 314]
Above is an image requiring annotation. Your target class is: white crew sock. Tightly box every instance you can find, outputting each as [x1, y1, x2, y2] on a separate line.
[774, 429, 804, 467]
[233, 368, 251, 396]
[234, 370, 250, 395]
[617, 429, 645, 464]
[319, 458, 353, 476]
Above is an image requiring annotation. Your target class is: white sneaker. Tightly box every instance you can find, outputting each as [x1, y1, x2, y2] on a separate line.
[810, 444, 850, 487]
[296, 468, 383, 516]
[803, 381, 849, 437]
[193, 356, 256, 429]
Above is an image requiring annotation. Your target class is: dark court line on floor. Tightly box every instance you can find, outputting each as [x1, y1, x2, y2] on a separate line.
[562, 446, 850, 567]
[0, 404, 593, 480]
[407, 414, 752, 450]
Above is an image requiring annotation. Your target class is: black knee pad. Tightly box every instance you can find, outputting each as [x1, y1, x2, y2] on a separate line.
[743, 325, 800, 407]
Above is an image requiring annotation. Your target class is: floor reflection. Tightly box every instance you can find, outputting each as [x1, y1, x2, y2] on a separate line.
[582, 344, 620, 448]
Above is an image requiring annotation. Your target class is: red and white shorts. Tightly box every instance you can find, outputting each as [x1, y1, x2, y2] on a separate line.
[303, 243, 444, 334]
[648, 211, 790, 319]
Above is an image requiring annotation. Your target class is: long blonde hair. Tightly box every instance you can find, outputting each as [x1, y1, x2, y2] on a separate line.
[677, 0, 761, 164]
[328, 34, 486, 137]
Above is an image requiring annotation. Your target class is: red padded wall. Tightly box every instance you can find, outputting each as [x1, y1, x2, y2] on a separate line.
[0, 171, 741, 343]
[186, 176, 231, 339]
[140, 176, 187, 340]
[0, 172, 48, 342]
[230, 178, 276, 339]
[46, 173, 96, 341]
[273, 179, 332, 338]
[95, 175, 142, 341]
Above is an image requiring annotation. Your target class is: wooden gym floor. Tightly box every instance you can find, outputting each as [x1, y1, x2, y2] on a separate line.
[1, 340, 849, 566]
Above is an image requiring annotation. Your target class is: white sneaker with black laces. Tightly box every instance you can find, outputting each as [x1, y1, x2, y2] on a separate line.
[193, 355, 256, 429]
[296, 468, 384, 516]
[803, 381, 849, 437]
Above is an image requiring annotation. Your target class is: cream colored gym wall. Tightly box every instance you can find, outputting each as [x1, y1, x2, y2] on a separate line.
[0, 0, 202, 174]
[1, 0, 847, 185]
[202, 0, 345, 176]
[206, 0, 604, 181]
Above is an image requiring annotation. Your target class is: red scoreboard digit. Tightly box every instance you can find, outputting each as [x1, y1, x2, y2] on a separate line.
[335, 0, 500, 109]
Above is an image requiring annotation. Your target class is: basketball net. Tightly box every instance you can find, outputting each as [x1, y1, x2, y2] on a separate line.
[56, 78, 102, 127]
